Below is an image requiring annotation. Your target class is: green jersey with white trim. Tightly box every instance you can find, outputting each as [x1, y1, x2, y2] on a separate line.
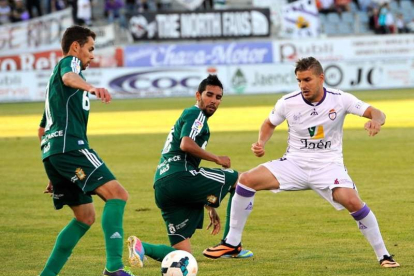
[154, 105, 210, 182]
[39, 56, 90, 160]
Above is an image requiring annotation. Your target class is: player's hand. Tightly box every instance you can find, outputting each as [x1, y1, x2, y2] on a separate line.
[205, 206, 221, 235]
[216, 156, 231, 168]
[251, 142, 265, 157]
[89, 87, 112, 103]
[364, 120, 381, 137]
[44, 181, 53, 196]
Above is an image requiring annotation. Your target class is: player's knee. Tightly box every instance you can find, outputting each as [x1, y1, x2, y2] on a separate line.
[342, 197, 363, 212]
[238, 172, 256, 188]
[76, 214, 95, 226]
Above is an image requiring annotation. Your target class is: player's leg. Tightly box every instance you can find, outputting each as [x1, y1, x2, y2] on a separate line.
[129, 174, 203, 264]
[39, 157, 93, 276]
[95, 180, 130, 273]
[203, 165, 279, 258]
[332, 187, 399, 267]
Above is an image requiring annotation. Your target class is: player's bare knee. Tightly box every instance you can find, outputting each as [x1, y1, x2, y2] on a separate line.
[238, 172, 256, 188]
[76, 214, 95, 226]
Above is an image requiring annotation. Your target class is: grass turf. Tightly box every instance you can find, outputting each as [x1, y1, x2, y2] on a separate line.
[0, 89, 413, 276]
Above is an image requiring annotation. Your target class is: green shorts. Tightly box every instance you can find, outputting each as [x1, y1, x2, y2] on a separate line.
[43, 149, 116, 210]
[154, 167, 238, 245]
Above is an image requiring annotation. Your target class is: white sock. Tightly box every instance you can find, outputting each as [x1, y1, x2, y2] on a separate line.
[225, 183, 256, 246]
[351, 204, 389, 260]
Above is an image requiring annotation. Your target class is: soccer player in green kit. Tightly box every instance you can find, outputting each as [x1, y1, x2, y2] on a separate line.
[38, 26, 135, 276]
[127, 75, 252, 267]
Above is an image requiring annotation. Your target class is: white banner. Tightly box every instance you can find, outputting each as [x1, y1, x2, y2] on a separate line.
[0, 9, 73, 56]
[273, 34, 414, 63]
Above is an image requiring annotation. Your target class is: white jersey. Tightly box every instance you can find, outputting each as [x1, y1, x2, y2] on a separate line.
[269, 87, 370, 168]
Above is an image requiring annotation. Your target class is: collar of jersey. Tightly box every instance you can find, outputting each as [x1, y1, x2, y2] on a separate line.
[301, 87, 327, 106]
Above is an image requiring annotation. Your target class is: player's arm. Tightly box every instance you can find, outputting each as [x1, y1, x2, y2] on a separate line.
[180, 137, 231, 168]
[205, 205, 220, 235]
[251, 118, 277, 157]
[362, 106, 386, 137]
[38, 111, 46, 142]
[62, 72, 112, 103]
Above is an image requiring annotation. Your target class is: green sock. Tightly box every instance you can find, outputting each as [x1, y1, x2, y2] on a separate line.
[142, 242, 176, 262]
[223, 188, 235, 239]
[102, 199, 126, 271]
[40, 219, 90, 276]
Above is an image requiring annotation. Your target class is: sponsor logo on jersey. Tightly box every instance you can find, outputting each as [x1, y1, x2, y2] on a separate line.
[307, 125, 324, 139]
[310, 108, 318, 116]
[301, 126, 331, 150]
[355, 101, 362, 109]
[329, 109, 337, 120]
[41, 130, 64, 146]
[207, 195, 218, 204]
[334, 178, 339, 184]
[191, 119, 203, 132]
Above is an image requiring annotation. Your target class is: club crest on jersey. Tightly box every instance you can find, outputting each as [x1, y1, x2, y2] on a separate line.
[329, 109, 337, 120]
[168, 223, 176, 234]
[75, 168, 86, 180]
[307, 125, 325, 139]
[192, 119, 203, 132]
[207, 195, 218, 204]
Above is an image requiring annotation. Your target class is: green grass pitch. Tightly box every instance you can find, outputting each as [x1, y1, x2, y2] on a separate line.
[0, 89, 413, 276]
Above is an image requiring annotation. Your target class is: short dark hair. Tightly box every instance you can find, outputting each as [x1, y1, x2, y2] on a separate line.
[61, 25, 96, 55]
[295, 57, 323, 75]
[198, 74, 223, 94]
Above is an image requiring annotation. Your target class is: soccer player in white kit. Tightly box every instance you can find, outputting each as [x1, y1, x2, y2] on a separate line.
[203, 57, 400, 268]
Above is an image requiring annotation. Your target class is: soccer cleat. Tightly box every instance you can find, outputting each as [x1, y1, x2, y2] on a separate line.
[203, 240, 241, 259]
[103, 266, 136, 276]
[127, 236, 145, 268]
[221, 249, 254, 259]
[379, 255, 400, 268]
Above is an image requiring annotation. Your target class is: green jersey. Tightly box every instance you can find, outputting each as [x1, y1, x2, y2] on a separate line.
[39, 56, 90, 160]
[154, 105, 210, 182]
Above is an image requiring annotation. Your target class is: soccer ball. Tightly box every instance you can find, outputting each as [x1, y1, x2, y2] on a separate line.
[161, 250, 198, 276]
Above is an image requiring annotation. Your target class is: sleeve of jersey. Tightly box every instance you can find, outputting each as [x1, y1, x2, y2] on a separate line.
[343, 92, 370, 116]
[180, 110, 206, 141]
[39, 111, 46, 128]
[60, 56, 82, 77]
[268, 99, 286, 126]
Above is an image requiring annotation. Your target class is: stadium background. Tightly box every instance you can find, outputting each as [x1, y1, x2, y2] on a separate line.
[1, 0, 414, 275]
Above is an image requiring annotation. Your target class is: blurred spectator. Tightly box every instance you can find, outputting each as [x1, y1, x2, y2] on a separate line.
[407, 18, 414, 33]
[378, 3, 394, 33]
[395, 13, 408, 33]
[26, 0, 42, 18]
[51, 0, 66, 12]
[356, 0, 373, 11]
[335, 0, 351, 12]
[369, 7, 381, 33]
[0, 0, 11, 25]
[158, 0, 171, 11]
[10, 0, 29, 22]
[317, 0, 336, 14]
[140, 0, 156, 11]
[105, 0, 126, 27]
[67, 0, 78, 23]
[77, 0, 92, 26]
